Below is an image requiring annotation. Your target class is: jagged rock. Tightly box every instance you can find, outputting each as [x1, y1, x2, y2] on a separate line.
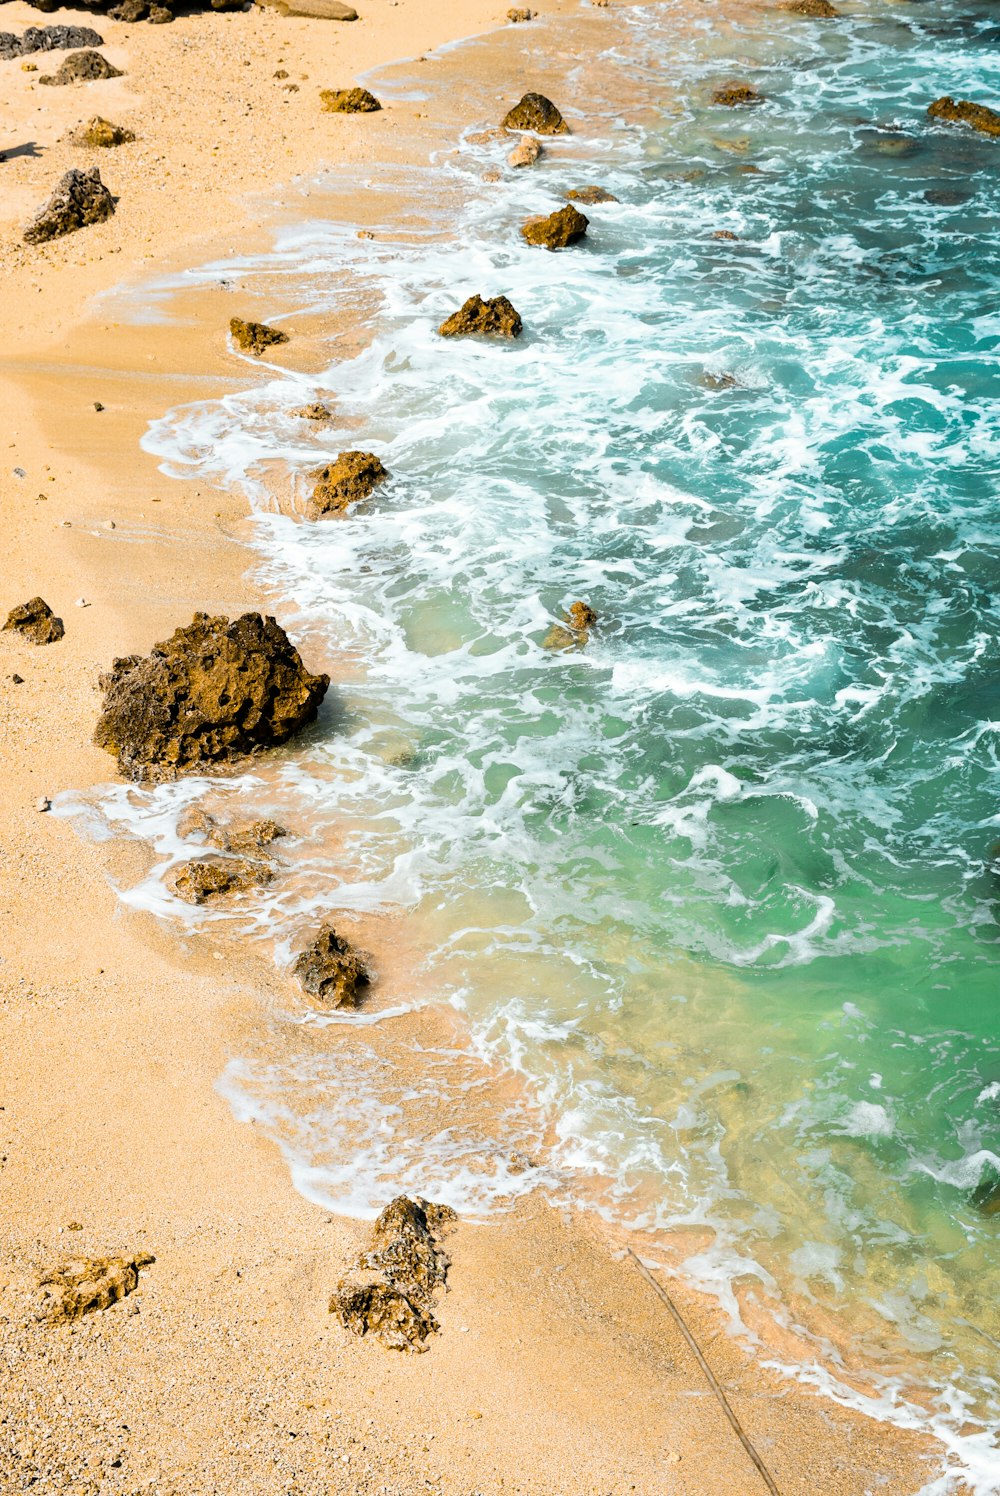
[0, 24, 103, 59]
[506, 5, 533, 18]
[713, 229, 739, 240]
[320, 86, 382, 113]
[176, 805, 287, 855]
[293, 924, 372, 1007]
[93, 611, 330, 779]
[264, 0, 358, 16]
[308, 450, 389, 516]
[168, 855, 273, 904]
[508, 135, 542, 168]
[24, 166, 115, 243]
[502, 92, 568, 135]
[3, 597, 64, 644]
[331, 1196, 457, 1352]
[701, 370, 739, 390]
[230, 317, 289, 356]
[75, 115, 135, 146]
[566, 185, 617, 203]
[108, 0, 149, 17]
[712, 82, 764, 107]
[927, 96, 1000, 138]
[293, 402, 332, 421]
[781, 0, 838, 13]
[437, 293, 522, 339]
[36, 1254, 154, 1322]
[543, 599, 597, 651]
[38, 48, 122, 84]
[521, 203, 588, 250]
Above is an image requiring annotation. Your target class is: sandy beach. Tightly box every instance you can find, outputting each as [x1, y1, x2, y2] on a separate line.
[0, 0, 960, 1490]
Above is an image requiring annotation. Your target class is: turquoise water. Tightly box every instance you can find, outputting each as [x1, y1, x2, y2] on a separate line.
[75, 0, 1000, 1484]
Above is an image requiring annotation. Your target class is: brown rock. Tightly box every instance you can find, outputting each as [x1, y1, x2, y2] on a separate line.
[713, 229, 739, 240]
[177, 806, 287, 855]
[502, 91, 568, 135]
[320, 86, 381, 113]
[466, 127, 508, 146]
[37, 1254, 154, 1322]
[308, 450, 389, 516]
[168, 856, 274, 904]
[781, 0, 838, 13]
[712, 82, 764, 107]
[566, 185, 617, 203]
[293, 402, 332, 421]
[23, 166, 114, 243]
[75, 115, 134, 146]
[331, 1196, 457, 1352]
[506, 5, 532, 18]
[93, 611, 330, 780]
[521, 203, 588, 250]
[543, 599, 597, 650]
[230, 317, 289, 356]
[927, 96, 1000, 138]
[508, 135, 542, 168]
[38, 48, 122, 83]
[292, 924, 371, 1007]
[437, 294, 522, 339]
[265, 0, 357, 15]
[3, 596, 64, 644]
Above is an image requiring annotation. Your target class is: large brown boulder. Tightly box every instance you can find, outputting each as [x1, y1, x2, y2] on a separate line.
[502, 92, 568, 134]
[437, 294, 522, 339]
[928, 96, 1000, 138]
[3, 596, 64, 644]
[320, 86, 381, 113]
[230, 317, 288, 356]
[93, 611, 330, 780]
[293, 924, 371, 1007]
[331, 1197, 457, 1352]
[36, 1254, 154, 1322]
[521, 203, 588, 250]
[308, 451, 389, 516]
[23, 166, 115, 243]
[38, 48, 122, 83]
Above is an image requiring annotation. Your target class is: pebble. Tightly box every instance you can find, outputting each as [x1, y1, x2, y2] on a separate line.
[75, 598, 91, 608]
[13, 467, 26, 478]
[93, 402, 104, 412]
[103, 520, 116, 530]
[36, 796, 51, 813]
[12, 673, 24, 684]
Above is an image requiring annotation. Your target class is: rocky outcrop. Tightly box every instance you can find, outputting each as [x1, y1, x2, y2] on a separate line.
[712, 82, 764, 107]
[320, 86, 382, 113]
[230, 317, 289, 356]
[566, 185, 618, 203]
[293, 924, 372, 1008]
[75, 115, 134, 146]
[331, 1197, 457, 1352]
[437, 293, 523, 339]
[308, 451, 389, 516]
[93, 611, 330, 780]
[0, 24, 103, 59]
[502, 92, 569, 134]
[3, 597, 64, 644]
[176, 805, 287, 856]
[543, 600, 598, 651]
[38, 48, 122, 83]
[14, 0, 243, 18]
[781, 0, 838, 13]
[23, 166, 115, 243]
[927, 96, 1000, 138]
[36, 1254, 154, 1322]
[508, 135, 542, 168]
[521, 203, 588, 250]
[168, 856, 273, 904]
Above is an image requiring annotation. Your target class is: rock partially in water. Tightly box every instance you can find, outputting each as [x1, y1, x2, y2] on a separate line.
[320, 86, 382, 113]
[36, 1253, 154, 1322]
[712, 82, 764, 108]
[38, 48, 122, 84]
[543, 600, 598, 651]
[177, 805, 287, 856]
[308, 450, 389, 516]
[437, 293, 523, 339]
[3, 596, 64, 644]
[521, 203, 588, 250]
[168, 856, 274, 904]
[502, 92, 568, 135]
[927, 95, 1000, 138]
[230, 317, 289, 356]
[75, 115, 135, 147]
[566, 184, 618, 204]
[293, 402, 333, 421]
[292, 924, 372, 1008]
[508, 135, 542, 168]
[23, 166, 115, 243]
[781, 0, 839, 14]
[331, 1196, 457, 1352]
[93, 611, 330, 780]
[0, 24, 103, 59]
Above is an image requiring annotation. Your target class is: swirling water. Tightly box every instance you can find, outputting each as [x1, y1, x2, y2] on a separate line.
[67, 0, 1000, 1485]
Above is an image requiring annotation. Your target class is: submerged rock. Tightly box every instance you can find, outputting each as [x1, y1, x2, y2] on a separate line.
[23, 166, 115, 243]
[502, 92, 569, 135]
[521, 203, 589, 250]
[781, 0, 839, 14]
[927, 96, 1000, 138]
[37, 1254, 154, 1322]
[177, 805, 287, 855]
[566, 184, 618, 203]
[543, 599, 598, 651]
[38, 48, 122, 84]
[508, 135, 542, 168]
[437, 293, 522, 339]
[0, 24, 103, 59]
[308, 450, 389, 516]
[331, 1196, 457, 1352]
[293, 924, 371, 1008]
[3, 596, 64, 644]
[230, 317, 289, 356]
[168, 856, 273, 903]
[93, 611, 330, 779]
[75, 115, 135, 147]
[320, 86, 382, 113]
[712, 82, 764, 107]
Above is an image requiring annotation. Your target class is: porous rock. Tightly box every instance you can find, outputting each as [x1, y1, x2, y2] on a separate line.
[508, 135, 542, 168]
[781, 0, 838, 13]
[927, 96, 1000, 138]
[502, 91, 568, 134]
[176, 805, 287, 856]
[543, 599, 597, 651]
[712, 82, 764, 107]
[168, 856, 273, 904]
[506, 6, 533, 18]
[0, 24, 103, 59]
[331, 1196, 457, 1351]
[93, 611, 330, 779]
[293, 402, 333, 421]
[37, 1254, 154, 1322]
[38, 48, 122, 84]
[293, 924, 372, 1008]
[521, 202, 588, 250]
[308, 450, 389, 516]
[230, 317, 289, 356]
[24, 165, 114, 243]
[320, 86, 381, 113]
[3, 596, 64, 644]
[566, 184, 618, 203]
[75, 115, 135, 146]
[437, 293, 522, 339]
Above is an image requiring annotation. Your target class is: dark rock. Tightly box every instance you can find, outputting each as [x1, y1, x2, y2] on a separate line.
[712, 82, 764, 107]
[168, 856, 273, 904]
[148, 6, 173, 20]
[24, 166, 115, 243]
[437, 293, 522, 339]
[293, 924, 372, 1008]
[229, 317, 289, 356]
[93, 611, 330, 780]
[108, 0, 149, 18]
[293, 402, 332, 421]
[566, 185, 618, 203]
[308, 450, 389, 517]
[0, 24, 103, 59]
[36, 1254, 154, 1322]
[38, 48, 122, 84]
[502, 92, 568, 135]
[543, 599, 597, 651]
[507, 135, 542, 168]
[3, 596, 64, 644]
[75, 115, 135, 146]
[521, 203, 588, 250]
[781, 0, 839, 14]
[331, 1196, 457, 1352]
[701, 370, 739, 390]
[924, 187, 972, 206]
[927, 96, 1000, 138]
[320, 86, 381, 113]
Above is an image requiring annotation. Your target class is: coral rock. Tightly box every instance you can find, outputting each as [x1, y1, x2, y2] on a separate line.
[507, 135, 542, 168]
[502, 91, 568, 135]
[781, 0, 839, 13]
[331, 1196, 457, 1351]
[506, 6, 533, 19]
[168, 856, 273, 904]
[437, 293, 523, 339]
[927, 96, 1000, 138]
[23, 166, 115, 243]
[293, 924, 372, 1008]
[230, 317, 289, 356]
[320, 86, 382, 113]
[76, 115, 135, 146]
[566, 184, 618, 203]
[0, 24, 103, 59]
[308, 450, 389, 516]
[3, 596, 64, 644]
[177, 806, 287, 856]
[543, 599, 597, 651]
[293, 402, 333, 421]
[37, 1254, 154, 1322]
[712, 82, 764, 107]
[39, 48, 122, 84]
[520, 203, 588, 250]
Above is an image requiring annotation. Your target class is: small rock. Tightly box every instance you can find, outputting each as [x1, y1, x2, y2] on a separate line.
[331, 1197, 457, 1352]
[293, 402, 332, 421]
[506, 6, 533, 19]
[466, 127, 508, 146]
[94, 400, 105, 410]
[177, 805, 287, 856]
[38, 49, 123, 85]
[502, 91, 568, 135]
[507, 135, 542, 168]
[308, 450, 389, 517]
[104, 519, 116, 529]
[566, 185, 617, 203]
[76, 597, 91, 607]
[36, 796, 52, 813]
[437, 293, 523, 339]
[23, 166, 115, 244]
[543, 599, 597, 651]
[482, 166, 502, 182]
[168, 856, 274, 904]
[3, 596, 65, 645]
[712, 82, 765, 108]
[36, 1254, 154, 1323]
[75, 116, 135, 147]
[320, 86, 382, 113]
[230, 317, 289, 356]
[293, 923, 372, 1008]
[927, 96, 1000, 138]
[521, 203, 588, 250]
[713, 229, 739, 240]
[12, 674, 24, 684]
[701, 371, 739, 390]
[781, 0, 838, 11]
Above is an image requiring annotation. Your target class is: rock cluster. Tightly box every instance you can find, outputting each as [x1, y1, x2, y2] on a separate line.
[36, 1254, 154, 1323]
[928, 96, 1000, 138]
[331, 1197, 457, 1352]
[0, 24, 103, 59]
[502, 92, 569, 135]
[320, 86, 382, 113]
[168, 856, 274, 904]
[521, 203, 588, 250]
[4, 597, 64, 644]
[308, 450, 389, 516]
[15, 0, 243, 19]
[39, 48, 122, 84]
[230, 317, 289, 356]
[712, 82, 764, 107]
[93, 611, 330, 780]
[437, 293, 523, 339]
[75, 115, 135, 146]
[566, 185, 618, 203]
[293, 924, 372, 1008]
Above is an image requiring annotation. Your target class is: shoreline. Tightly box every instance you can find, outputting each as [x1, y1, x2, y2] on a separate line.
[0, 0, 960, 1490]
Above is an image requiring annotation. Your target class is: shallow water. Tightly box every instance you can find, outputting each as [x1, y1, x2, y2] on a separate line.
[62, 0, 1000, 1487]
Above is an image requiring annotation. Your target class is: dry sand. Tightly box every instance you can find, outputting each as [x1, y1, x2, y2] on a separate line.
[0, 0, 954, 1491]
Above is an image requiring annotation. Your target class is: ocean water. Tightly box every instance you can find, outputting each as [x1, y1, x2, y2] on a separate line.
[61, 0, 1000, 1487]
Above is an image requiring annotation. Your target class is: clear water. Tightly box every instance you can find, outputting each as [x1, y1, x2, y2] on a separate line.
[64, 0, 1000, 1486]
